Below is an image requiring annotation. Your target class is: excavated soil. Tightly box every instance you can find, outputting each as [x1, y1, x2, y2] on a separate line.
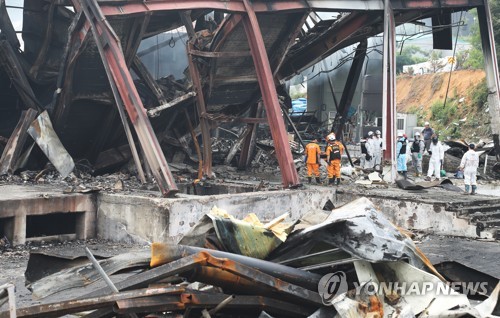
[396, 69, 486, 112]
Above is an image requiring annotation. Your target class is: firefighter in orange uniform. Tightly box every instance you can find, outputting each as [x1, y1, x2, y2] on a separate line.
[325, 133, 344, 185]
[304, 137, 321, 184]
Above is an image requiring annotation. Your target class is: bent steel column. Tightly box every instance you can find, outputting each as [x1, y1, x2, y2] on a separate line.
[187, 42, 213, 177]
[477, 1, 500, 145]
[241, 0, 300, 187]
[334, 39, 367, 140]
[77, 0, 177, 196]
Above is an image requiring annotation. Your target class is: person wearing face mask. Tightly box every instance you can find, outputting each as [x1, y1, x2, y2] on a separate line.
[372, 130, 383, 171]
[425, 134, 444, 181]
[459, 143, 479, 195]
[396, 132, 408, 179]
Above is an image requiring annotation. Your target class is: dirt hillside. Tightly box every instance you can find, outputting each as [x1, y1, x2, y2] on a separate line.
[396, 69, 485, 113]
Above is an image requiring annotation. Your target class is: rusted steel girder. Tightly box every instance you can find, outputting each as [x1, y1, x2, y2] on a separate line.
[334, 40, 367, 140]
[241, 0, 300, 187]
[76, 0, 177, 196]
[187, 42, 213, 178]
[99, 1, 309, 16]
[382, 0, 397, 183]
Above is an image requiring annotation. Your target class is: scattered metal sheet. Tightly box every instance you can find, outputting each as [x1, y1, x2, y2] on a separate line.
[28, 250, 150, 299]
[269, 197, 445, 280]
[396, 179, 424, 190]
[27, 111, 75, 178]
[25, 249, 114, 285]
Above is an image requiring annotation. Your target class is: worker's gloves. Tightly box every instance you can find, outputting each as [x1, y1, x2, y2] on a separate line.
[366, 154, 372, 161]
[428, 151, 432, 156]
[418, 153, 422, 159]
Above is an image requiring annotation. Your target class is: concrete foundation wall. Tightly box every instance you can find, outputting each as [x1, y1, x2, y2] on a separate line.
[97, 187, 335, 244]
[334, 193, 487, 239]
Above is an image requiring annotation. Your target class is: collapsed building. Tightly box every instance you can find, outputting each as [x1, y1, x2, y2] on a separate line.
[0, 0, 499, 196]
[1, 0, 500, 316]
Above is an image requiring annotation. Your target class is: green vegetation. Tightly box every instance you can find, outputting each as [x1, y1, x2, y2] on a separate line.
[396, 45, 428, 74]
[420, 79, 490, 139]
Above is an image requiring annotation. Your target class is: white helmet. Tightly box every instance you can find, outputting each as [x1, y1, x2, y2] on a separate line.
[397, 132, 403, 138]
[328, 134, 336, 141]
[368, 131, 374, 136]
[375, 130, 381, 135]
[414, 132, 421, 136]
[424, 121, 430, 126]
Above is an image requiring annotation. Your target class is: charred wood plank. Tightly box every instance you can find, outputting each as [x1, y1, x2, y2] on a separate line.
[239, 102, 264, 168]
[147, 92, 196, 117]
[0, 109, 38, 175]
[131, 55, 167, 106]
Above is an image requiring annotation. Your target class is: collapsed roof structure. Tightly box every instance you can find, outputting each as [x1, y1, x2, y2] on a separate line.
[0, 0, 499, 196]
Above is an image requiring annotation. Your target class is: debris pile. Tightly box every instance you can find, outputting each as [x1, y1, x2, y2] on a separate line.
[2, 198, 499, 317]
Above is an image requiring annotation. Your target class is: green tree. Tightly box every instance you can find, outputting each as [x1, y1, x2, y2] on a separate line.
[463, 10, 484, 69]
[396, 45, 428, 74]
[429, 50, 445, 72]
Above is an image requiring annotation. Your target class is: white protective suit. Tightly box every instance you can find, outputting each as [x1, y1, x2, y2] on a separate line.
[364, 137, 375, 169]
[427, 141, 444, 179]
[372, 136, 382, 170]
[460, 150, 479, 186]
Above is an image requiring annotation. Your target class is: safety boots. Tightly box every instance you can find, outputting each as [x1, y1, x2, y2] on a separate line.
[471, 185, 477, 195]
[329, 177, 335, 185]
[464, 185, 470, 194]
[336, 178, 340, 186]
[316, 177, 321, 184]
[308, 177, 312, 184]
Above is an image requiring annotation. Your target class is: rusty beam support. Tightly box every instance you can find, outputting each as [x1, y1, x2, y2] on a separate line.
[29, 0, 56, 79]
[189, 49, 251, 58]
[0, 41, 40, 112]
[382, 0, 397, 182]
[179, 11, 196, 38]
[132, 56, 168, 106]
[76, 0, 176, 195]
[225, 126, 251, 165]
[238, 102, 264, 169]
[52, 11, 88, 127]
[1, 287, 183, 318]
[334, 39, 367, 140]
[99, 1, 310, 17]
[477, 1, 500, 146]
[147, 92, 196, 117]
[241, 0, 299, 187]
[0, 109, 38, 175]
[124, 14, 151, 67]
[187, 42, 213, 177]
[279, 102, 306, 150]
[278, 12, 378, 80]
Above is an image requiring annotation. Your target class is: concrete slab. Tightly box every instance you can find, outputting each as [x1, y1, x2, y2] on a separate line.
[0, 185, 97, 245]
[97, 185, 336, 243]
[336, 184, 500, 239]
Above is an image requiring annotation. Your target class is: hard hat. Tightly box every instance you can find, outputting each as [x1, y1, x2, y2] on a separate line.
[397, 132, 403, 137]
[328, 134, 336, 141]
[368, 131, 374, 136]
[424, 121, 430, 126]
[375, 130, 381, 135]
[414, 132, 420, 136]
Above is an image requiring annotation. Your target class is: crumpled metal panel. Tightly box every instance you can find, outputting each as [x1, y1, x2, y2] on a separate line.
[27, 111, 75, 178]
[212, 216, 284, 259]
[270, 197, 444, 280]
